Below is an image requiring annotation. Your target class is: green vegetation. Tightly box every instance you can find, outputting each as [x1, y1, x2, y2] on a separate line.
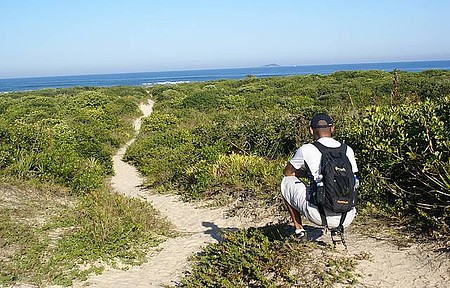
[0, 87, 173, 286]
[127, 70, 450, 241]
[125, 70, 449, 285]
[0, 87, 144, 191]
[179, 227, 366, 287]
[0, 186, 173, 286]
[2, 70, 449, 286]
[340, 95, 450, 238]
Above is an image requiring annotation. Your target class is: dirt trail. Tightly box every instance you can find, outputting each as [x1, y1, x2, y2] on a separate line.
[80, 100, 259, 287]
[341, 231, 449, 287]
[80, 99, 449, 287]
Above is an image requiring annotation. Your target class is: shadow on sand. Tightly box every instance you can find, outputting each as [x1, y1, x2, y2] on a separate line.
[202, 221, 239, 242]
[202, 221, 326, 246]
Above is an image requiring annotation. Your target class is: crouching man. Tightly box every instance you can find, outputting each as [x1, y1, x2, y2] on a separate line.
[281, 113, 358, 245]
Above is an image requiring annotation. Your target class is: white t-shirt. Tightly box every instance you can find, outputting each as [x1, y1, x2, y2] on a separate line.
[290, 137, 358, 179]
[286, 137, 358, 227]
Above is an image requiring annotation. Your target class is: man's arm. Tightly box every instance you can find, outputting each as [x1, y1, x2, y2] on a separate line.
[284, 162, 307, 177]
[283, 162, 296, 176]
[284, 146, 307, 177]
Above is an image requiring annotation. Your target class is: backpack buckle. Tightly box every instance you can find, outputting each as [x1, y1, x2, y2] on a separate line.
[330, 226, 347, 249]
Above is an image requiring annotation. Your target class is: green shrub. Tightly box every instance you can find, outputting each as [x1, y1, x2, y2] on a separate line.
[179, 228, 360, 287]
[340, 95, 450, 238]
[70, 158, 105, 192]
[209, 153, 283, 200]
[139, 111, 178, 134]
[181, 90, 225, 110]
[0, 188, 173, 287]
[135, 71, 450, 241]
[0, 87, 145, 194]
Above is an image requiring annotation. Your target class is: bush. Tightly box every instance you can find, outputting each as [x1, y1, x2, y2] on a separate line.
[340, 96, 450, 238]
[0, 188, 173, 286]
[179, 228, 360, 287]
[0, 87, 145, 194]
[134, 71, 450, 240]
[209, 154, 283, 201]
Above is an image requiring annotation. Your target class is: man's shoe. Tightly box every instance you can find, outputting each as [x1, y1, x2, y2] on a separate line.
[292, 229, 308, 242]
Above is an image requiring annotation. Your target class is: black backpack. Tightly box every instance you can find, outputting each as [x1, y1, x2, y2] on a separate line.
[310, 141, 357, 247]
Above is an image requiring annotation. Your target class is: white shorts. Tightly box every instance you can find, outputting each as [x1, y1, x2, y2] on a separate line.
[281, 176, 356, 228]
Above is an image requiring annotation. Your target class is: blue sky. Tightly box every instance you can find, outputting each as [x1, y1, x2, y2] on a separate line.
[1, 0, 449, 78]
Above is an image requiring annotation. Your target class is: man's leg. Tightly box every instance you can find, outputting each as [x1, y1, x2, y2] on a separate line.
[281, 176, 308, 241]
[284, 199, 303, 230]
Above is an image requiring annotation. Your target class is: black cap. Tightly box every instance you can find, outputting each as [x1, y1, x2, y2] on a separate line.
[310, 113, 333, 128]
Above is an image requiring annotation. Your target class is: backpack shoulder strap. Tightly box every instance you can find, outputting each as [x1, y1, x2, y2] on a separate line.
[318, 205, 328, 228]
[311, 141, 328, 227]
[312, 141, 344, 152]
[311, 141, 327, 154]
[338, 143, 348, 155]
[312, 141, 347, 157]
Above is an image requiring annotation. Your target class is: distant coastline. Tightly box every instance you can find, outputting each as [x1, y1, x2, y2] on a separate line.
[1, 59, 450, 93]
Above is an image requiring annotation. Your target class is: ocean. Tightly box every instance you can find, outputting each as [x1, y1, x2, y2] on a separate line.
[1, 60, 449, 93]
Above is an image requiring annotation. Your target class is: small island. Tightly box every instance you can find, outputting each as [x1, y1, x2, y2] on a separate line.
[262, 63, 280, 67]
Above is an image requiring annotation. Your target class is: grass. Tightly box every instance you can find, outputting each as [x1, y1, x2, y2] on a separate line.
[177, 225, 366, 288]
[2, 79, 448, 286]
[0, 181, 175, 287]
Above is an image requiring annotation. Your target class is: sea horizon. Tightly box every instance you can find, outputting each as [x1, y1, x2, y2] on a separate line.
[1, 59, 450, 93]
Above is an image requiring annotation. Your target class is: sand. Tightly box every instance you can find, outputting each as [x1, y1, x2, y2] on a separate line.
[78, 99, 449, 288]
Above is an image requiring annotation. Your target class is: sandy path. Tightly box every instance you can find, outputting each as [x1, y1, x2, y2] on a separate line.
[345, 233, 449, 287]
[81, 100, 256, 287]
[80, 99, 449, 288]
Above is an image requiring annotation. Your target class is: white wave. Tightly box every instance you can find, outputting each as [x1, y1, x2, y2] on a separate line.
[142, 80, 190, 87]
